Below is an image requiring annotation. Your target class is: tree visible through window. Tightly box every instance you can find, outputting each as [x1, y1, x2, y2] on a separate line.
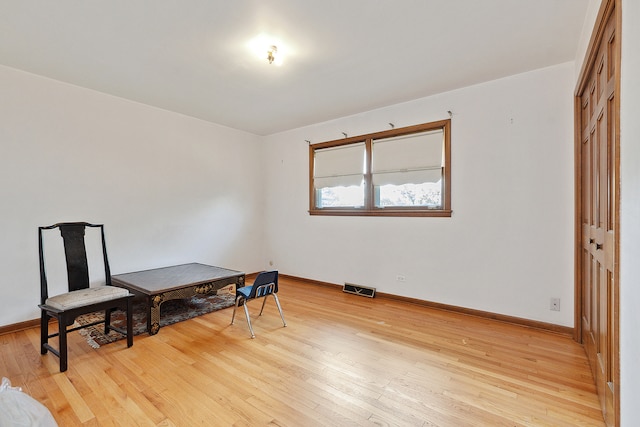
[309, 120, 451, 217]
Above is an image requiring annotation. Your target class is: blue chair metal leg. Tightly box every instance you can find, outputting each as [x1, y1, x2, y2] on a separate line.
[272, 294, 287, 327]
[231, 296, 257, 338]
[231, 297, 241, 325]
[243, 303, 256, 339]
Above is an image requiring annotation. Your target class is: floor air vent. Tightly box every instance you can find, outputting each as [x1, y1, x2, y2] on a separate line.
[343, 283, 376, 298]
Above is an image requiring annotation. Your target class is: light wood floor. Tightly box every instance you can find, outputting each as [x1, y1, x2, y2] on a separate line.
[1, 277, 604, 426]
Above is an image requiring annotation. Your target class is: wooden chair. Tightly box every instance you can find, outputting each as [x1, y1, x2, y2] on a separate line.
[38, 222, 133, 372]
[231, 270, 286, 338]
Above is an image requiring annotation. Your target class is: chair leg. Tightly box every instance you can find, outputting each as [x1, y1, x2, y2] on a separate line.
[258, 296, 268, 316]
[231, 297, 241, 325]
[242, 303, 256, 339]
[272, 294, 287, 327]
[40, 311, 49, 355]
[125, 298, 133, 348]
[58, 317, 68, 372]
[104, 308, 113, 334]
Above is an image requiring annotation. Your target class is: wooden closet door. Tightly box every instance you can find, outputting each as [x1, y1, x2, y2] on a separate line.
[578, 3, 618, 426]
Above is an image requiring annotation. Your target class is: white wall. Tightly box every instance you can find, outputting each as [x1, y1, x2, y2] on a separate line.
[620, 0, 640, 424]
[0, 65, 265, 326]
[574, 0, 605, 80]
[263, 62, 575, 326]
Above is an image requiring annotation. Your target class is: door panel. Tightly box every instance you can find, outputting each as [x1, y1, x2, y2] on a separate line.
[577, 4, 618, 426]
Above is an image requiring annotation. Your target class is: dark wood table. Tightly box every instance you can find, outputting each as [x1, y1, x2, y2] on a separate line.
[111, 263, 244, 335]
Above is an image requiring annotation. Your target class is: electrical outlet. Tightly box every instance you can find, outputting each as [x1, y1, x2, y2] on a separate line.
[550, 298, 560, 311]
[396, 275, 406, 283]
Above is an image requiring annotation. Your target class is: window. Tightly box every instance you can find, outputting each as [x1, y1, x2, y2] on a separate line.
[309, 120, 451, 217]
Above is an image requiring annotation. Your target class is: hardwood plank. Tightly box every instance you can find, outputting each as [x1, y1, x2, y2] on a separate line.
[0, 277, 605, 426]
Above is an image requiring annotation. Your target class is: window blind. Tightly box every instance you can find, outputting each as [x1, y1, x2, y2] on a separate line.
[371, 130, 443, 186]
[313, 143, 365, 188]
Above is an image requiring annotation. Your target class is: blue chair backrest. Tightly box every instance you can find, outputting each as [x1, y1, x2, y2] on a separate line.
[249, 271, 278, 299]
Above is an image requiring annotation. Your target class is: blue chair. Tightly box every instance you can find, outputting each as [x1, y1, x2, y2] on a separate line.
[231, 270, 286, 338]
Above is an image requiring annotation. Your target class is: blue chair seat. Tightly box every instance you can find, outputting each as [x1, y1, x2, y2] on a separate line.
[236, 286, 252, 300]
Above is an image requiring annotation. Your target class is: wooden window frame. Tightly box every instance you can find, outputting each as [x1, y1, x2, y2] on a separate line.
[309, 119, 451, 217]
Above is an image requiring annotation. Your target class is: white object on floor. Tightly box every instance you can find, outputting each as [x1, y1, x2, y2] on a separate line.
[0, 377, 58, 427]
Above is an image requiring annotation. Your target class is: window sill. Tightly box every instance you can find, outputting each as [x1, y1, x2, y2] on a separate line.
[308, 209, 452, 218]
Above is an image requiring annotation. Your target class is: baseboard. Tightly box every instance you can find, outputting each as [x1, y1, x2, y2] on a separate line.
[280, 274, 574, 337]
[0, 318, 40, 336]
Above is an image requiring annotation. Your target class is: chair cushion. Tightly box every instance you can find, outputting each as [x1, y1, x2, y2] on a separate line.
[45, 286, 130, 310]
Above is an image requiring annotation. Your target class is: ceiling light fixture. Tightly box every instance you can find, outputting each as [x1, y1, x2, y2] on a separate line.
[267, 45, 278, 64]
[247, 34, 286, 66]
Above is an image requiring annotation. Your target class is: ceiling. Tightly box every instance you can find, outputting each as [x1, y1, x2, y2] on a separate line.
[0, 1, 589, 135]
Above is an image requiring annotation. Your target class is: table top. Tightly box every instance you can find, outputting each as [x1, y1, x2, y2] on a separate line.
[111, 263, 244, 294]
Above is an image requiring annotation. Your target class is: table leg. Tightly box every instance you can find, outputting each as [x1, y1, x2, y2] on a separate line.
[149, 294, 163, 335]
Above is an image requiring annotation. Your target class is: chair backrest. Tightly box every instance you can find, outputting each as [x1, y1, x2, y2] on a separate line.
[249, 271, 278, 299]
[39, 222, 111, 304]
